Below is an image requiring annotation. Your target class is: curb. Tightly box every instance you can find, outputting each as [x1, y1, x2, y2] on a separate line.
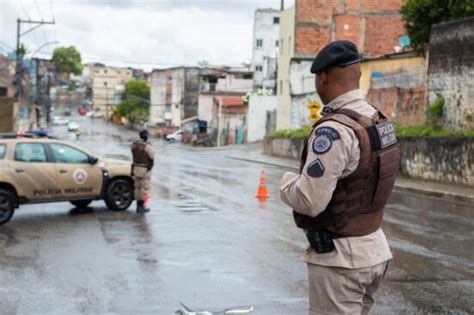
[226, 156, 299, 170]
[227, 155, 474, 204]
[392, 185, 473, 204]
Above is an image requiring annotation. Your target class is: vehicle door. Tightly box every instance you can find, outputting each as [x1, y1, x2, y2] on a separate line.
[48, 143, 103, 199]
[12, 142, 60, 201]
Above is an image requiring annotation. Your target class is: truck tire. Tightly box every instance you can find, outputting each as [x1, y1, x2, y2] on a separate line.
[104, 178, 133, 211]
[70, 199, 93, 208]
[0, 189, 15, 225]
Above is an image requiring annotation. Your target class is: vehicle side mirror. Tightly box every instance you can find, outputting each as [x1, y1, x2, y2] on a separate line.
[89, 156, 98, 165]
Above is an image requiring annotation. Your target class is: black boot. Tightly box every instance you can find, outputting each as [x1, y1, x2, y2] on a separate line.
[137, 200, 150, 213]
[136, 200, 144, 212]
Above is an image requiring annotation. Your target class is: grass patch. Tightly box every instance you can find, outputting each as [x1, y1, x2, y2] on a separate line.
[267, 124, 474, 140]
[266, 125, 312, 140]
[395, 124, 474, 137]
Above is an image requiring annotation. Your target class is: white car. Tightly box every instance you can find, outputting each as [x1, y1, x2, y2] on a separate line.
[166, 130, 183, 142]
[86, 111, 103, 118]
[52, 116, 69, 125]
[67, 121, 80, 131]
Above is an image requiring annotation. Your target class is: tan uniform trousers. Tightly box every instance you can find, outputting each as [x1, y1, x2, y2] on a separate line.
[308, 261, 388, 315]
[133, 166, 151, 201]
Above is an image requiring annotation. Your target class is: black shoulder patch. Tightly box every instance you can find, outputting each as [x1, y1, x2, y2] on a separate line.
[307, 159, 325, 178]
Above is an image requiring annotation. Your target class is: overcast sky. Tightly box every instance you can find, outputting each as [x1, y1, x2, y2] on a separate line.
[0, 0, 294, 71]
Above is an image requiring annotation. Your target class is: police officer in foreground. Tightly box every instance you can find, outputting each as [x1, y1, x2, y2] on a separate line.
[280, 41, 400, 314]
[131, 129, 155, 213]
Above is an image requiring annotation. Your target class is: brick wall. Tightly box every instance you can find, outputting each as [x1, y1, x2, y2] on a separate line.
[295, 0, 405, 57]
[367, 86, 426, 125]
[363, 16, 405, 56]
[361, 0, 404, 11]
[335, 15, 360, 45]
[428, 17, 474, 130]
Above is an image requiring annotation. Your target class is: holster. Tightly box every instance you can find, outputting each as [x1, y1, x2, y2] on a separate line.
[306, 229, 343, 254]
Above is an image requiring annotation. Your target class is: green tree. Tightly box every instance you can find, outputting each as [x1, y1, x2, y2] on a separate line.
[116, 79, 150, 122]
[51, 46, 83, 77]
[400, 0, 474, 50]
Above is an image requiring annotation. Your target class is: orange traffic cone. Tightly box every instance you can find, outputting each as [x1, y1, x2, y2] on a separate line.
[255, 168, 270, 199]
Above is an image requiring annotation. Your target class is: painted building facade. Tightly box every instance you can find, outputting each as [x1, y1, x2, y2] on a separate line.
[251, 8, 280, 92]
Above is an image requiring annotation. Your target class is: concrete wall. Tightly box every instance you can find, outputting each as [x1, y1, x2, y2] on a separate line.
[276, 5, 295, 131]
[198, 94, 214, 124]
[263, 137, 304, 160]
[399, 137, 473, 186]
[428, 17, 474, 130]
[247, 95, 277, 142]
[264, 136, 474, 186]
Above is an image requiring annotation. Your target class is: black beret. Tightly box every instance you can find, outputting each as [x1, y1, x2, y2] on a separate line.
[139, 129, 149, 138]
[310, 40, 361, 74]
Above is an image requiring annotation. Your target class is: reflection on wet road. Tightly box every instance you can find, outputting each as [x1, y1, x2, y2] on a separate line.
[0, 117, 472, 314]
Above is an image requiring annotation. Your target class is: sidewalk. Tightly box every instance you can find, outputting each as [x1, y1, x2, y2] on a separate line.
[226, 144, 474, 204]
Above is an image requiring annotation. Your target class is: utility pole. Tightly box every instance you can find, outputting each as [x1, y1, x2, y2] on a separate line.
[281, 0, 284, 11]
[14, 18, 55, 130]
[15, 19, 55, 94]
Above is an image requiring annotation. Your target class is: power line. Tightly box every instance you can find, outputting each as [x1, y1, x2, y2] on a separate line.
[18, 0, 31, 20]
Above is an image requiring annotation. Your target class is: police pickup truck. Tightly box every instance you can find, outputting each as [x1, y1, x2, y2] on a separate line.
[0, 131, 134, 224]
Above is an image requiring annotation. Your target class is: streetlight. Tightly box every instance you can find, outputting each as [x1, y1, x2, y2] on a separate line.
[29, 41, 59, 58]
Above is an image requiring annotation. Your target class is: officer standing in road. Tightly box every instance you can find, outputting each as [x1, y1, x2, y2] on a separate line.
[280, 40, 400, 315]
[131, 129, 155, 213]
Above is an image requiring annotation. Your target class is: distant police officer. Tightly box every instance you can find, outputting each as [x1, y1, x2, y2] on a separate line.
[131, 129, 155, 213]
[280, 41, 400, 315]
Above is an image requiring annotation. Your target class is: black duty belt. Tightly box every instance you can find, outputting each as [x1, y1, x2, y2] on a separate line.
[306, 229, 345, 254]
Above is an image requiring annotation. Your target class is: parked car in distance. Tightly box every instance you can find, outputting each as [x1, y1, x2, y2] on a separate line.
[52, 116, 69, 125]
[67, 121, 80, 131]
[86, 111, 103, 118]
[64, 108, 72, 116]
[166, 130, 183, 142]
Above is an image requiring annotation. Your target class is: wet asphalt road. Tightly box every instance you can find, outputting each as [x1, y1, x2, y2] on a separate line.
[0, 116, 473, 314]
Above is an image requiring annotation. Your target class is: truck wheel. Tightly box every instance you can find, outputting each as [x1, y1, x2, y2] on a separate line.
[104, 179, 133, 211]
[70, 199, 93, 208]
[0, 190, 15, 225]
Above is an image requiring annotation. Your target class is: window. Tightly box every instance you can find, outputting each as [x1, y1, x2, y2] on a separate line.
[273, 17, 280, 24]
[256, 39, 263, 47]
[104, 70, 107, 74]
[275, 40, 279, 47]
[104, 81, 108, 86]
[167, 76, 172, 81]
[50, 144, 89, 164]
[279, 80, 283, 95]
[280, 39, 284, 54]
[255, 65, 263, 72]
[175, 104, 179, 109]
[0, 144, 6, 159]
[288, 36, 292, 53]
[15, 143, 47, 162]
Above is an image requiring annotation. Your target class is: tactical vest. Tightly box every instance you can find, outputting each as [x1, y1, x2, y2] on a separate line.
[294, 108, 400, 237]
[131, 141, 152, 167]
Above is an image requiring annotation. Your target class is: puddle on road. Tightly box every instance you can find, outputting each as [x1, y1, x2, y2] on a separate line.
[175, 193, 218, 214]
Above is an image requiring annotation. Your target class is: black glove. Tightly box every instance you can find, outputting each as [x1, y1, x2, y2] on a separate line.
[147, 159, 154, 172]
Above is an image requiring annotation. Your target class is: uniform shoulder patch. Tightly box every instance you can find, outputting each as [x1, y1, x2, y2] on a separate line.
[312, 126, 340, 154]
[307, 159, 325, 178]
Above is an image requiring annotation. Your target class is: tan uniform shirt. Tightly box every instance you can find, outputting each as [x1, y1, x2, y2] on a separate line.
[133, 142, 155, 178]
[280, 89, 392, 269]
